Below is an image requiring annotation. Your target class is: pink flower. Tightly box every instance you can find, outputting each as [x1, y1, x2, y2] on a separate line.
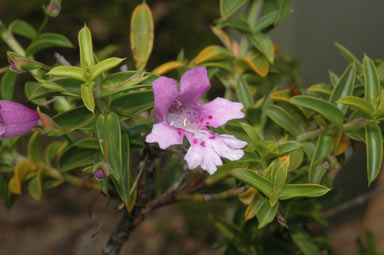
[0, 100, 40, 138]
[146, 67, 247, 174]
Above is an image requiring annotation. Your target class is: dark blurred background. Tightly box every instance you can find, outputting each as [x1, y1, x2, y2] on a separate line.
[1, 0, 384, 254]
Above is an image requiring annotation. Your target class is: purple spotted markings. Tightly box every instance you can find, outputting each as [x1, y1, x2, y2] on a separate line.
[146, 66, 247, 174]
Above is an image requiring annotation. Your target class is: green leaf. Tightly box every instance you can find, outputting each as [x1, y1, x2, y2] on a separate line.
[26, 33, 73, 56]
[275, 0, 291, 24]
[334, 42, 363, 73]
[28, 167, 44, 200]
[237, 76, 254, 108]
[253, 11, 278, 32]
[308, 83, 332, 95]
[217, 18, 251, 32]
[0, 70, 17, 100]
[111, 90, 153, 114]
[287, 148, 304, 171]
[248, 197, 279, 229]
[329, 63, 356, 114]
[130, 3, 154, 70]
[240, 122, 262, 147]
[106, 112, 122, 180]
[8, 20, 36, 39]
[266, 104, 300, 136]
[248, 33, 274, 63]
[211, 215, 240, 240]
[365, 124, 383, 186]
[279, 183, 330, 200]
[337, 96, 374, 118]
[308, 134, 333, 184]
[256, 199, 279, 229]
[292, 233, 322, 255]
[290, 95, 344, 125]
[59, 147, 97, 172]
[231, 169, 272, 197]
[270, 161, 287, 206]
[100, 71, 153, 96]
[90, 57, 125, 80]
[80, 84, 95, 113]
[47, 66, 86, 81]
[278, 141, 302, 155]
[78, 25, 95, 67]
[113, 133, 131, 203]
[329, 71, 339, 87]
[220, 0, 248, 20]
[27, 132, 41, 165]
[364, 55, 381, 108]
[53, 106, 94, 131]
[44, 141, 65, 166]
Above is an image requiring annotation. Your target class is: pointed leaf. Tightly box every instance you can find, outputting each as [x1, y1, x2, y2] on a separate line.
[290, 95, 344, 125]
[329, 63, 356, 113]
[309, 134, 333, 183]
[26, 33, 73, 56]
[334, 42, 362, 72]
[8, 20, 36, 39]
[266, 104, 300, 136]
[90, 57, 125, 80]
[113, 133, 131, 202]
[237, 76, 254, 108]
[279, 183, 330, 200]
[130, 3, 154, 70]
[337, 96, 374, 118]
[191, 45, 233, 64]
[53, 106, 94, 131]
[47, 66, 86, 81]
[248, 33, 274, 63]
[308, 83, 332, 96]
[220, 0, 248, 20]
[78, 25, 95, 67]
[364, 55, 380, 108]
[365, 124, 383, 185]
[152, 61, 184, 75]
[231, 168, 272, 197]
[1, 70, 17, 100]
[106, 112, 122, 180]
[80, 84, 95, 113]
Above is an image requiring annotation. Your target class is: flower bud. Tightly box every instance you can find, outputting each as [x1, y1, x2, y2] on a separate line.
[46, 0, 61, 17]
[0, 100, 40, 138]
[7, 51, 49, 73]
[94, 168, 106, 180]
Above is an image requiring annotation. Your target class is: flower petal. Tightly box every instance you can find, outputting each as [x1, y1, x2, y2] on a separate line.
[199, 97, 244, 128]
[184, 131, 245, 174]
[184, 142, 222, 174]
[210, 134, 247, 161]
[146, 121, 184, 149]
[178, 66, 211, 104]
[0, 100, 39, 138]
[152, 76, 179, 121]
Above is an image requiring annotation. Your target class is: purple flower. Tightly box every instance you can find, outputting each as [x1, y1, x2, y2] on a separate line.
[94, 168, 106, 180]
[0, 100, 40, 138]
[146, 67, 247, 174]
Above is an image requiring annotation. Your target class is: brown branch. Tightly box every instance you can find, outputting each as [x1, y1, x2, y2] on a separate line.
[103, 150, 156, 255]
[324, 185, 384, 218]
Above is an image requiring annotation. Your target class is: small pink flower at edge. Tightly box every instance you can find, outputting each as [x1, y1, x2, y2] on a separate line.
[146, 66, 247, 174]
[0, 100, 40, 138]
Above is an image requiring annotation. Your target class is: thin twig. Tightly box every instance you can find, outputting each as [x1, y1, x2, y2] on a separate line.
[324, 185, 384, 218]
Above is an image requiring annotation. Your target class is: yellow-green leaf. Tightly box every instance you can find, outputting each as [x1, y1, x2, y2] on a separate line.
[152, 61, 184, 75]
[365, 124, 383, 186]
[80, 83, 95, 113]
[191, 45, 233, 65]
[78, 25, 95, 67]
[130, 3, 154, 70]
